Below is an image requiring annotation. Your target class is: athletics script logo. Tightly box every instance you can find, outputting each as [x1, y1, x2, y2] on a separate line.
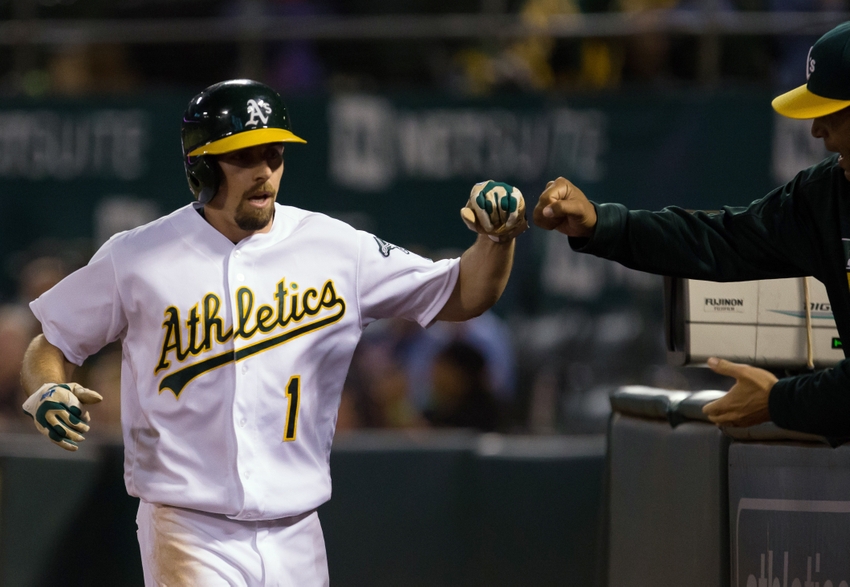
[736, 498, 850, 586]
[155, 278, 345, 398]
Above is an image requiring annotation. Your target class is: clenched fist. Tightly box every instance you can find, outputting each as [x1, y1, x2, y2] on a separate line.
[460, 180, 528, 243]
[533, 177, 597, 238]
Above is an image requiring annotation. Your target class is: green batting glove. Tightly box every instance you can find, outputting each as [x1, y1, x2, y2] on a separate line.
[460, 180, 528, 242]
[22, 383, 103, 451]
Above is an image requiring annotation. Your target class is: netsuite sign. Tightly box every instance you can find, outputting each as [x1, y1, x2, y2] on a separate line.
[0, 109, 149, 181]
[736, 498, 850, 586]
[328, 95, 607, 191]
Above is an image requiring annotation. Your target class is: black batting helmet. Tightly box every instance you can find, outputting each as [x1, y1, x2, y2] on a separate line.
[181, 79, 306, 204]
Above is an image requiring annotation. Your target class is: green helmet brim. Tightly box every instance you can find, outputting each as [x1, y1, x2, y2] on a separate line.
[188, 127, 307, 157]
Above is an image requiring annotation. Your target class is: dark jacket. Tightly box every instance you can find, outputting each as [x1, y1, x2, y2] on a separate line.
[571, 154, 850, 436]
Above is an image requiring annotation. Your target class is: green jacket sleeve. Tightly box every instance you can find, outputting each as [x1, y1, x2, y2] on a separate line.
[770, 360, 850, 438]
[570, 179, 822, 282]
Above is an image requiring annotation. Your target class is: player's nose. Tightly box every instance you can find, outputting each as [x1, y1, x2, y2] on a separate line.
[811, 117, 828, 139]
[253, 160, 273, 181]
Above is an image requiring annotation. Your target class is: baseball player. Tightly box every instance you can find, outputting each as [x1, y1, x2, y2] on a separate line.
[532, 22, 850, 439]
[19, 79, 527, 586]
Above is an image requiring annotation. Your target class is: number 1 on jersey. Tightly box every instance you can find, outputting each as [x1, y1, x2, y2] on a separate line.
[284, 375, 300, 442]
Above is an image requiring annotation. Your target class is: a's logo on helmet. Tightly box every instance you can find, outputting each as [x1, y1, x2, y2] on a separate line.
[806, 46, 815, 80]
[246, 99, 272, 126]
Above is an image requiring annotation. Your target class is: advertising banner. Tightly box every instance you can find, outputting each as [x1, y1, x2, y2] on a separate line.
[729, 442, 850, 587]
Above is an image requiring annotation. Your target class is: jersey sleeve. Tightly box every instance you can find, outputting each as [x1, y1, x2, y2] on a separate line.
[29, 238, 127, 366]
[356, 232, 460, 328]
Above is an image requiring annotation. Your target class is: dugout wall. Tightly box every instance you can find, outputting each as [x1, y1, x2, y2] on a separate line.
[0, 431, 606, 587]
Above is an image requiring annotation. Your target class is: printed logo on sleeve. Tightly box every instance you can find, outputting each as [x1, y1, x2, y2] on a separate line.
[374, 236, 410, 258]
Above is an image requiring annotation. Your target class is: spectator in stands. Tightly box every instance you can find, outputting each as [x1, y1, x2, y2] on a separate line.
[16, 255, 69, 306]
[342, 323, 426, 429]
[222, 0, 328, 92]
[425, 341, 501, 432]
[451, 0, 622, 93]
[395, 312, 518, 413]
[0, 305, 35, 430]
[770, 0, 845, 93]
[48, 43, 139, 96]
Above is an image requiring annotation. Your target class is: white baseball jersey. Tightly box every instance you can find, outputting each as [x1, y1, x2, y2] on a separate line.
[30, 202, 460, 521]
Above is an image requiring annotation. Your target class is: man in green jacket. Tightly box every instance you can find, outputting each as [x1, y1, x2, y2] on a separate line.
[533, 21, 850, 437]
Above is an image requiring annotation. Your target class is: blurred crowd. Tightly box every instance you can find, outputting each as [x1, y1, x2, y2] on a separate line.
[1, 0, 846, 98]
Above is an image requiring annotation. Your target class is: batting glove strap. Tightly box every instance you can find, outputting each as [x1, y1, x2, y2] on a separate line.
[22, 383, 101, 451]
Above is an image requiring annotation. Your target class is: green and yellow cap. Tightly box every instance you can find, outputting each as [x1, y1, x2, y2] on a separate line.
[181, 79, 306, 158]
[773, 22, 850, 119]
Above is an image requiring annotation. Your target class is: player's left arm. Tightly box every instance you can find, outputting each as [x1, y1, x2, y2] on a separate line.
[435, 181, 527, 322]
[435, 236, 516, 322]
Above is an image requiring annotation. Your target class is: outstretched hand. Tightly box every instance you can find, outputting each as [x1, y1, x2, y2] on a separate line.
[702, 357, 777, 428]
[532, 177, 597, 238]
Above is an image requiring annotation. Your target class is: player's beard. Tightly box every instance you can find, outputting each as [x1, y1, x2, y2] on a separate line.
[235, 184, 276, 231]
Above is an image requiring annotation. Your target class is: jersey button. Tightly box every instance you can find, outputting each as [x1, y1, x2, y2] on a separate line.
[242, 364, 248, 374]
[239, 418, 246, 427]
[237, 273, 245, 281]
[234, 250, 241, 258]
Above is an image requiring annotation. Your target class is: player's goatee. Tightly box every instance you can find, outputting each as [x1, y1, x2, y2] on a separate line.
[235, 205, 274, 231]
[235, 188, 276, 231]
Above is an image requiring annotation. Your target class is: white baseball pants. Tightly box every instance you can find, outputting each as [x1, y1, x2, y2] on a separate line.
[136, 501, 329, 587]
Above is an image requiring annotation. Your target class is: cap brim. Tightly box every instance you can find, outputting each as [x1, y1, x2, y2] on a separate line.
[188, 128, 307, 157]
[772, 83, 850, 119]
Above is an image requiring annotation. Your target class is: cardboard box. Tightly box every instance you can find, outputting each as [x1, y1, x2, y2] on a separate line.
[664, 277, 843, 369]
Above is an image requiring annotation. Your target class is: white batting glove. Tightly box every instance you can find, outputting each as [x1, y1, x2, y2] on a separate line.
[460, 180, 529, 242]
[22, 383, 103, 451]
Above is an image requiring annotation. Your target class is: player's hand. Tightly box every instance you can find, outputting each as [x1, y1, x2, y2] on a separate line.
[701, 358, 776, 428]
[460, 180, 528, 243]
[22, 382, 103, 451]
[532, 177, 597, 238]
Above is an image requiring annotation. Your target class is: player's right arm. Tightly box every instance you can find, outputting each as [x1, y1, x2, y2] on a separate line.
[20, 334, 103, 451]
[21, 334, 75, 390]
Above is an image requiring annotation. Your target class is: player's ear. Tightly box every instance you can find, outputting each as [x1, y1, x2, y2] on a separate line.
[198, 157, 224, 204]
